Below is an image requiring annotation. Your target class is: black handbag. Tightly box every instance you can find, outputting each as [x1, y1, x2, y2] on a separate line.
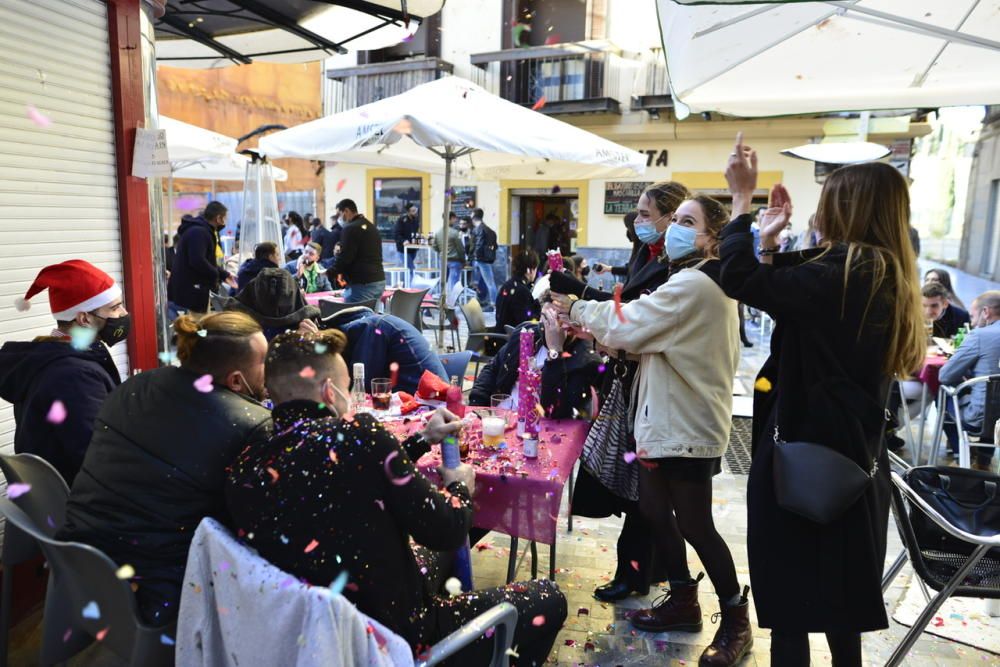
[904, 466, 1000, 558]
[772, 424, 880, 524]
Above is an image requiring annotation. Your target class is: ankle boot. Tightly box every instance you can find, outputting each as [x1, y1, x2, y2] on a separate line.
[593, 577, 649, 602]
[629, 572, 703, 633]
[699, 586, 753, 666]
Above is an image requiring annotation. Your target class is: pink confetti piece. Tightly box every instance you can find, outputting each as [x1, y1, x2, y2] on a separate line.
[329, 449, 339, 464]
[193, 374, 213, 393]
[336, 178, 347, 192]
[613, 283, 628, 323]
[374, 499, 384, 510]
[389, 362, 399, 388]
[484, 627, 495, 639]
[299, 366, 316, 379]
[95, 627, 109, 641]
[266, 467, 279, 483]
[531, 614, 546, 626]
[531, 96, 547, 111]
[383, 450, 414, 486]
[630, 560, 640, 571]
[62, 628, 72, 642]
[7, 483, 31, 499]
[26, 104, 52, 128]
[46, 400, 67, 424]
[304, 539, 319, 553]
[623, 452, 637, 463]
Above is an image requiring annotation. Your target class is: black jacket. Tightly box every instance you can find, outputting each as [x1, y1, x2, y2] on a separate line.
[394, 214, 419, 254]
[470, 323, 601, 418]
[329, 215, 385, 286]
[719, 214, 893, 633]
[494, 277, 540, 332]
[0, 339, 120, 485]
[59, 367, 272, 622]
[167, 215, 229, 311]
[549, 244, 669, 304]
[226, 403, 471, 647]
[471, 223, 497, 263]
[236, 257, 278, 290]
[933, 303, 970, 338]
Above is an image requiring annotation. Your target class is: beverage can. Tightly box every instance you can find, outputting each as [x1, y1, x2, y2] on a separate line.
[441, 436, 460, 469]
[523, 437, 538, 459]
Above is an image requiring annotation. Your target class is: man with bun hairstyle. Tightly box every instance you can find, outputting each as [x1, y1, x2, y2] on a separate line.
[0, 260, 128, 483]
[60, 311, 272, 626]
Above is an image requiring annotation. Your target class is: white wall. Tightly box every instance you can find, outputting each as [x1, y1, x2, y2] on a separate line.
[607, 0, 661, 50]
[441, 0, 503, 81]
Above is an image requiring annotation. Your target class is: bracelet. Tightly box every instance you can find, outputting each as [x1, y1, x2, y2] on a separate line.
[758, 245, 781, 256]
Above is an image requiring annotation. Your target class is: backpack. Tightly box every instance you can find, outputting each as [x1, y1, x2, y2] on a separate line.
[479, 225, 498, 263]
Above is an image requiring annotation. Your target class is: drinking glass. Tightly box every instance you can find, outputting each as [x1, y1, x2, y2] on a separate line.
[371, 378, 392, 411]
[481, 408, 506, 449]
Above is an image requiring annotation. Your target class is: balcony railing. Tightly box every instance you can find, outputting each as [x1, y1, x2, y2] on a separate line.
[469, 40, 658, 115]
[324, 57, 454, 114]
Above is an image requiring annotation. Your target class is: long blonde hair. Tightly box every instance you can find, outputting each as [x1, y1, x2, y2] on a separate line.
[814, 162, 924, 376]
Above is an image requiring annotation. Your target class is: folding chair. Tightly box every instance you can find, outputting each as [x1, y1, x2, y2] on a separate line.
[882, 469, 1000, 667]
[0, 499, 175, 666]
[928, 374, 1000, 470]
[0, 453, 70, 667]
[439, 351, 474, 386]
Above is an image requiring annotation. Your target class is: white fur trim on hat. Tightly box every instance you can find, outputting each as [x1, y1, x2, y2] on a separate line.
[14, 297, 30, 312]
[50, 284, 122, 321]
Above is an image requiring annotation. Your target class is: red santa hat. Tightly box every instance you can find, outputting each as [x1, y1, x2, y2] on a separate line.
[14, 260, 121, 321]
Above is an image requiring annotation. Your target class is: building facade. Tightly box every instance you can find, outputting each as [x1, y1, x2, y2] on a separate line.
[959, 105, 1000, 280]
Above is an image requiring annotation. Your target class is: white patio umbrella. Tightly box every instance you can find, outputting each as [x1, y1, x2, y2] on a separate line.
[656, 0, 1000, 117]
[160, 116, 241, 225]
[259, 75, 646, 331]
[171, 153, 288, 182]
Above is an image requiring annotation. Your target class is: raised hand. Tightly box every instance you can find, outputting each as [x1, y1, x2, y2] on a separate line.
[725, 132, 758, 217]
[760, 184, 793, 242]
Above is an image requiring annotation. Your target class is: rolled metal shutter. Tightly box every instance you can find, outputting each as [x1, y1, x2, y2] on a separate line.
[0, 0, 128, 461]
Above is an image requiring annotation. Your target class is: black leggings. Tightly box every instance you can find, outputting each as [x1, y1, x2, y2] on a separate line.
[770, 630, 861, 667]
[638, 464, 740, 600]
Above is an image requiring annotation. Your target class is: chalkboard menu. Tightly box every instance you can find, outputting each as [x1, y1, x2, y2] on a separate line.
[604, 181, 651, 215]
[449, 186, 478, 218]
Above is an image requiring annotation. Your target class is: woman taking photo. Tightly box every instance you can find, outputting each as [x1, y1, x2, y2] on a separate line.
[553, 194, 750, 667]
[552, 182, 689, 603]
[719, 134, 924, 666]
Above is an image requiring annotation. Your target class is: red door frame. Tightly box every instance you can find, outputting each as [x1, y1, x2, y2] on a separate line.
[106, 0, 159, 372]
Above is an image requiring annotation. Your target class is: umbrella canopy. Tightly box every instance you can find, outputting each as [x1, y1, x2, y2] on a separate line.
[656, 0, 1000, 117]
[155, 0, 444, 68]
[258, 76, 647, 179]
[161, 115, 238, 164]
[171, 153, 288, 181]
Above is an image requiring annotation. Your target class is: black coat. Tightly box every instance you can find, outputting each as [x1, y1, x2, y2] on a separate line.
[471, 223, 498, 263]
[167, 215, 229, 312]
[59, 367, 272, 621]
[470, 323, 602, 418]
[226, 403, 471, 647]
[494, 277, 539, 332]
[236, 257, 278, 290]
[719, 213, 893, 633]
[394, 214, 419, 254]
[0, 339, 120, 484]
[933, 303, 970, 338]
[329, 215, 385, 286]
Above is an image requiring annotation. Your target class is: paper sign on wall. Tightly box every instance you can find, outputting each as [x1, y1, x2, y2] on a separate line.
[132, 127, 170, 178]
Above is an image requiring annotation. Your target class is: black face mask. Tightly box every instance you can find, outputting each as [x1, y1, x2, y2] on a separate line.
[96, 314, 131, 346]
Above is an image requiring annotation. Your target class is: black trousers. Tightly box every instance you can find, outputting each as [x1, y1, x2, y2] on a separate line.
[413, 546, 568, 666]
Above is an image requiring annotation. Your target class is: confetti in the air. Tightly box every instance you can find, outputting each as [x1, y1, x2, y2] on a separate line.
[81, 601, 101, 620]
[160, 634, 175, 646]
[444, 577, 462, 597]
[46, 400, 67, 424]
[330, 570, 349, 595]
[26, 104, 52, 128]
[630, 560, 640, 571]
[196, 329, 208, 337]
[315, 343, 328, 354]
[95, 627, 109, 641]
[158, 351, 178, 365]
[304, 539, 320, 553]
[115, 564, 135, 580]
[69, 326, 97, 351]
[336, 179, 347, 192]
[613, 283, 627, 323]
[623, 452, 637, 464]
[389, 361, 400, 387]
[754, 377, 773, 393]
[532, 96, 547, 111]
[531, 615, 546, 626]
[193, 374, 214, 393]
[7, 483, 31, 499]
[299, 366, 316, 379]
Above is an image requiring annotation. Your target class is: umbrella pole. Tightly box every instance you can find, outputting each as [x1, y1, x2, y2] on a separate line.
[439, 149, 453, 350]
[168, 172, 174, 233]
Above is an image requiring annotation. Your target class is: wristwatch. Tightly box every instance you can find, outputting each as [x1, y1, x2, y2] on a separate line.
[548, 347, 561, 361]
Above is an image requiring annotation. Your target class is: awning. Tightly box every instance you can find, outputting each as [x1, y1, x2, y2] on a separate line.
[172, 153, 288, 181]
[155, 0, 445, 68]
[656, 0, 1000, 117]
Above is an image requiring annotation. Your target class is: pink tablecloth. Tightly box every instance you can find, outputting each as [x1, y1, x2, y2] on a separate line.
[918, 354, 949, 395]
[304, 288, 431, 307]
[384, 416, 588, 545]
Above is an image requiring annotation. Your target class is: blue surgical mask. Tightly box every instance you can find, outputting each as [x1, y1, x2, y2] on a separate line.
[665, 223, 700, 261]
[634, 220, 664, 245]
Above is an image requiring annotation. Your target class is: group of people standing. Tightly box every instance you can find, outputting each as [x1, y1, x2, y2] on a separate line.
[0, 132, 935, 666]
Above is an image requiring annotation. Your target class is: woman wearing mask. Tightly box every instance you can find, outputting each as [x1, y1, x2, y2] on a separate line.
[551, 182, 689, 604]
[719, 135, 924, 666]
[553, 194, 750, 667]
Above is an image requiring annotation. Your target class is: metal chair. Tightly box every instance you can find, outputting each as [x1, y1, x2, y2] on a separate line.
[458, 299, 510, 379]
[439, 351, 474, 385]
[0, 498, 175, 666]
[423, 304, 461, 351]
[0, 454, 70, 667]
[882, 469, 1000, 666]
[388, 288, 430, 332]
[928, 374, 1000, 469]
[318, 297, 377, 320]
[208, 292, 228, 312]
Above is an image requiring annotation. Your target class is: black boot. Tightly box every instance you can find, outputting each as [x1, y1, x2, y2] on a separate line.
[593, 578, 649, 602]
[700, 586, 754, 667]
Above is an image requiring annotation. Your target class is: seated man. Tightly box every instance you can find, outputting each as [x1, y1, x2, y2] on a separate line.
[59, 311, 272, 625]
[923, 282, 970, 338]
[293, 242, 333, 294]
[320, 306, 447, 394]
[226, 329, 567, 664]
[236, 241, 280, 290]
[472, 300, 602, 419]
[939, 290, 1000, 470]
[0, 260, 128, 484]
[223, 268, 321, 340]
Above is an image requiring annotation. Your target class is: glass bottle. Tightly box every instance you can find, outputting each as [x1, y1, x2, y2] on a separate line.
[351, 362, 368, 413]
